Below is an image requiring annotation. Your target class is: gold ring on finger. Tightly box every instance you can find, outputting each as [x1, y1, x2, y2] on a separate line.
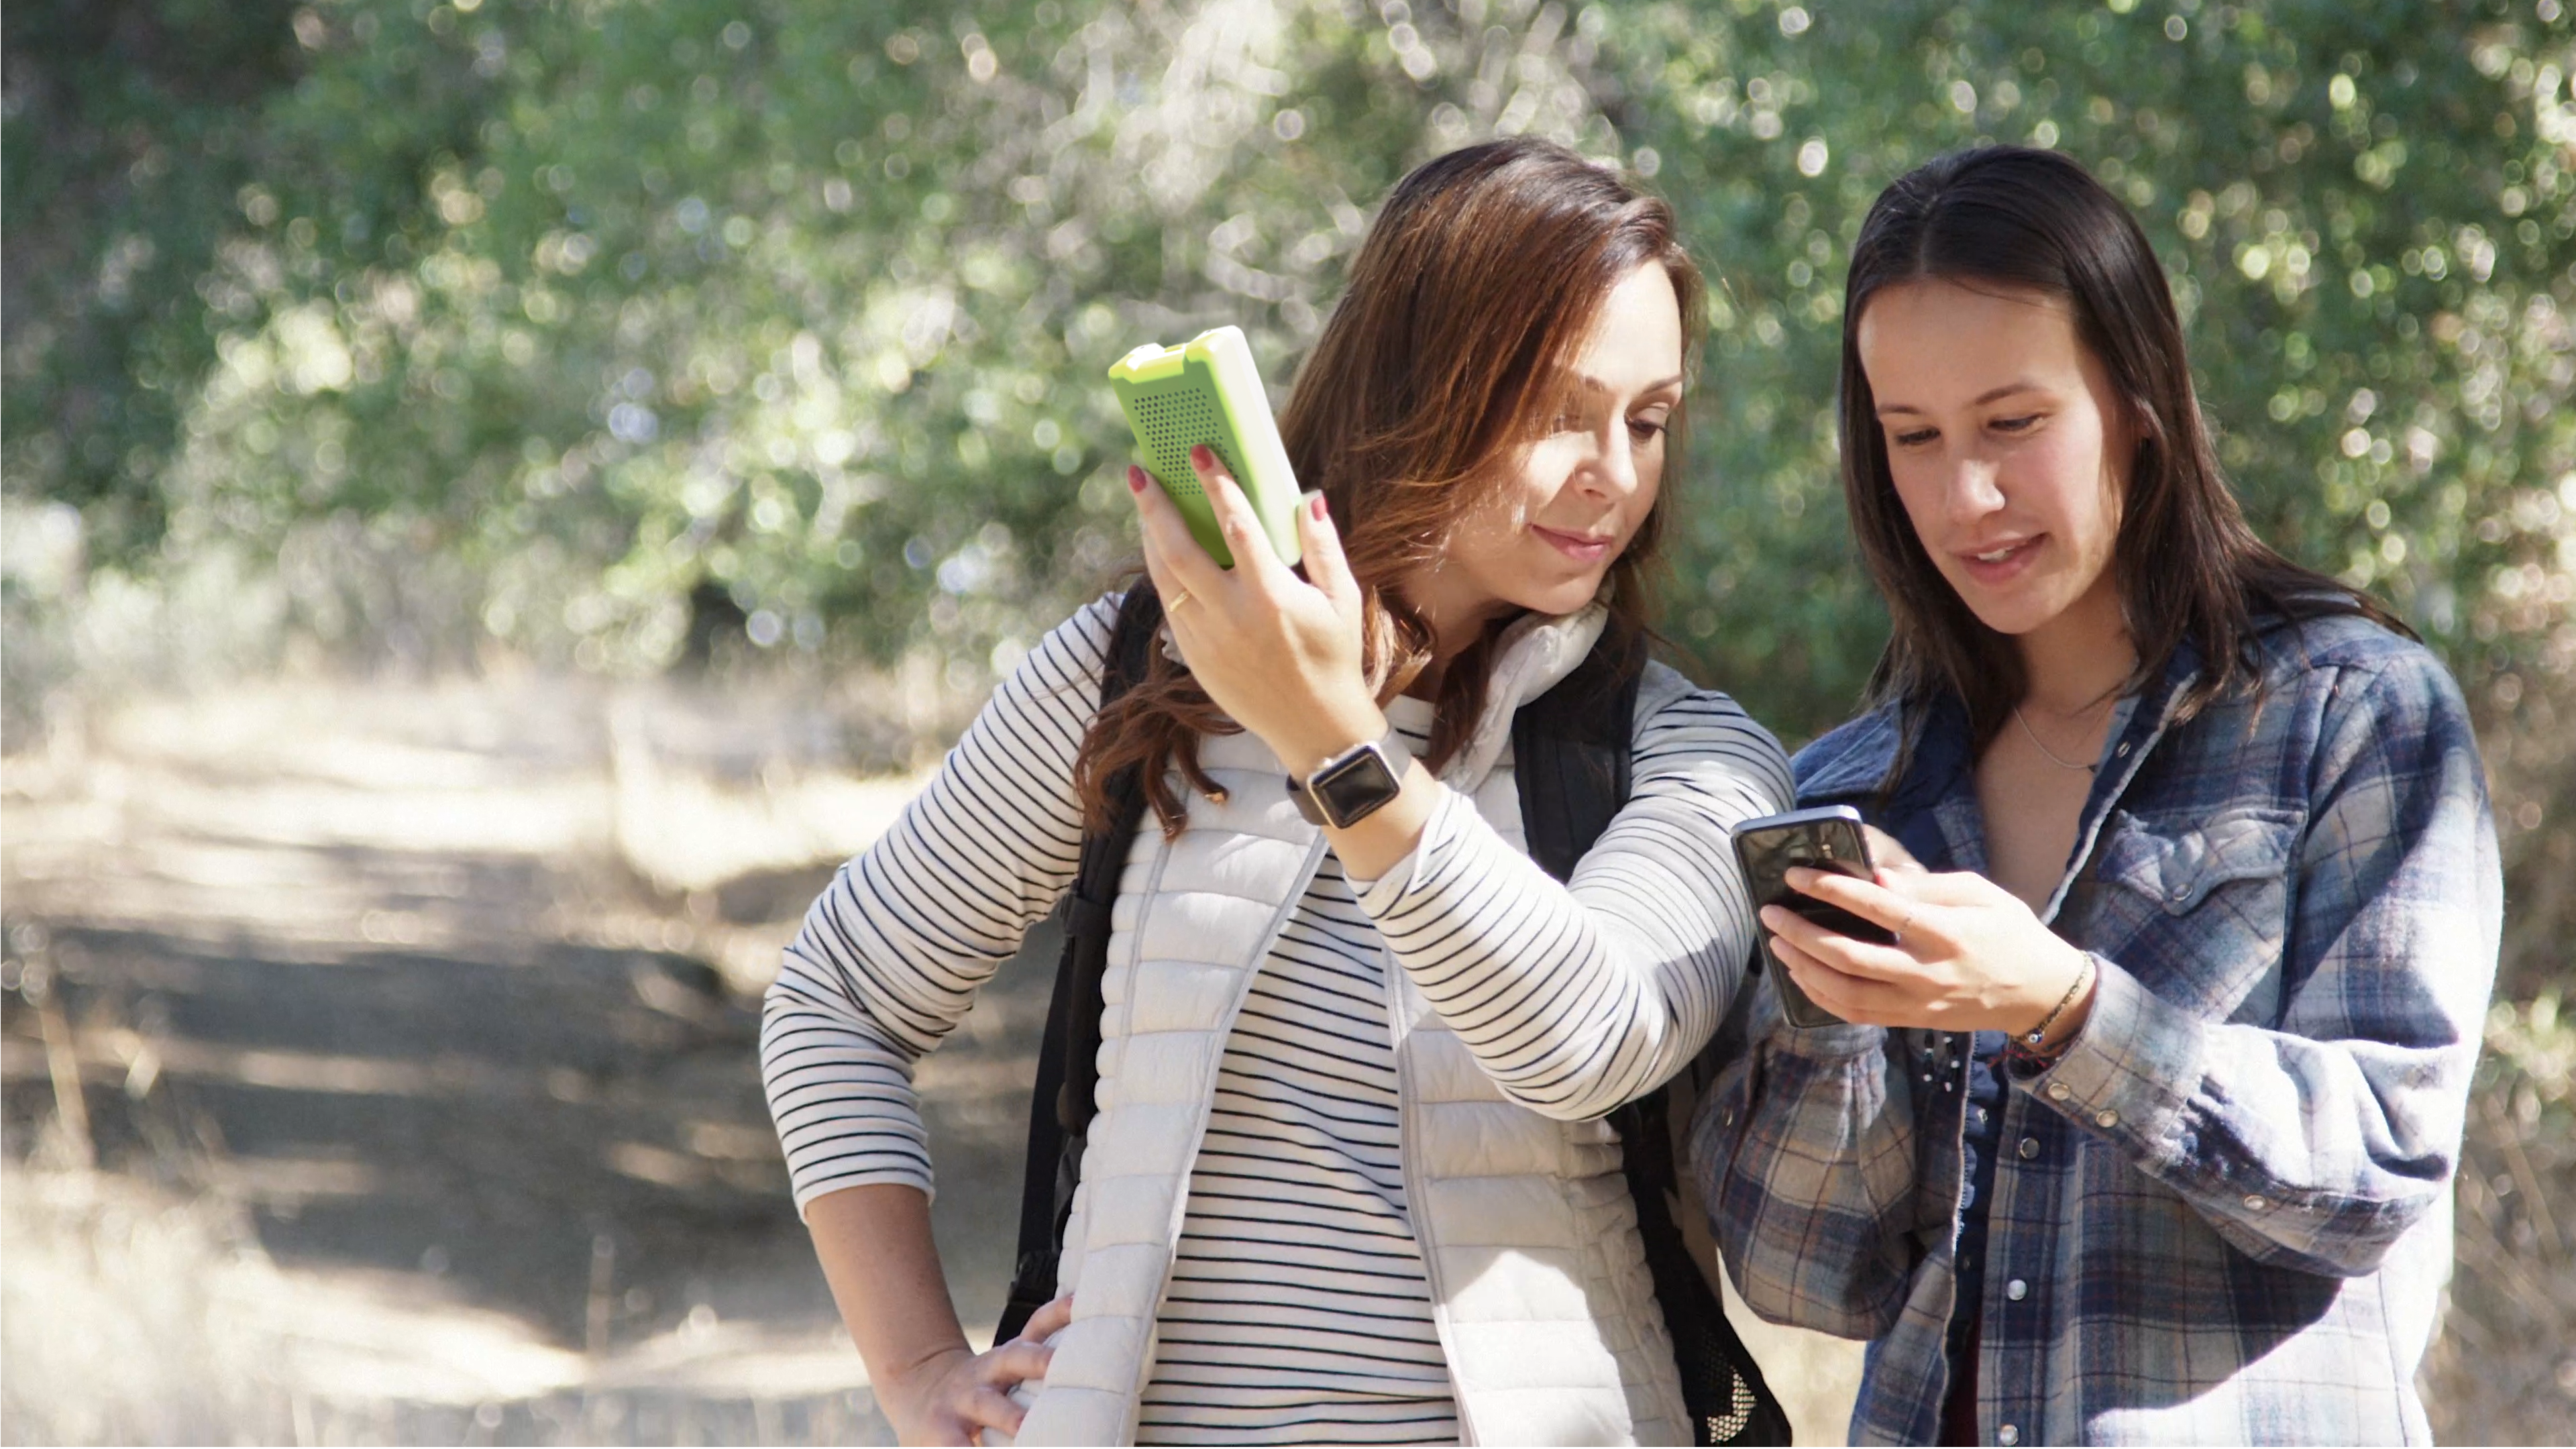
[1165, 587, 1193, 613]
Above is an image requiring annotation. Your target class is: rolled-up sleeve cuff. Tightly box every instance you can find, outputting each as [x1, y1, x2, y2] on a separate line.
[2014, 954, 2202, 1158]
[790, 1167, 935, 1222]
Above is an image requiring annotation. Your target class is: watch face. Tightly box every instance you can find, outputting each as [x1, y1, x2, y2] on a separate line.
[1311, 745, 1402, 828]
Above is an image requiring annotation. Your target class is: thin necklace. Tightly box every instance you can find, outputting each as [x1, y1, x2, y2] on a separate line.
[2012, 702, 2102, 772]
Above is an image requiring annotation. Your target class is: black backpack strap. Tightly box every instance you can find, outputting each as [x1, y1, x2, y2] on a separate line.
[998, 588, 1161, 1343]
[1513, 639, 1791, 1448]
[1510, 639, 1641, 882]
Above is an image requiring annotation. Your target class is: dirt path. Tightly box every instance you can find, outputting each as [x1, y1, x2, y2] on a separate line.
[1, 672, 1864, 1446]
[0, 675, 1058, 1445]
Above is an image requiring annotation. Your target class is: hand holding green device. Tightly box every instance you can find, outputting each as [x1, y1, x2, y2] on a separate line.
[1108, 325, 1301, 570]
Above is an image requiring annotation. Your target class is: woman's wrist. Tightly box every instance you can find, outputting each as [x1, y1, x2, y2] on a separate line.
[1273, 692, 1394, 779]
[1319, 757, 1441, 881]
[877, 1342, 971, 1433]
[2018, 948, 2098, 1056]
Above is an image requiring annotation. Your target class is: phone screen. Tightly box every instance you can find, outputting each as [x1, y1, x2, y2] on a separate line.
[1732, 809, 1894, 1028]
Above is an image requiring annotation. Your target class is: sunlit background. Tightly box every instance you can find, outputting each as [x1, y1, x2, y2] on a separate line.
[5, 0, 2573, 1442]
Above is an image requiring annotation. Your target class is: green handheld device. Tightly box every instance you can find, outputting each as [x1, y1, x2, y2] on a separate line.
[1108, 325, 1301, 569]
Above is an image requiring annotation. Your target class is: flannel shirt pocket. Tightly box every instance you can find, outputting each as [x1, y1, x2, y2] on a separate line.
[2090, 806, 2305, 1023]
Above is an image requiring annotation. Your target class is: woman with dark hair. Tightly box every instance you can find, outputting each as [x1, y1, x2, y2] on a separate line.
[765, 138, 1794, 1446]
[1697, 145, 2499, 1445]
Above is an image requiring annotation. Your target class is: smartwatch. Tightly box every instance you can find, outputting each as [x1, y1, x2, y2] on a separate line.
[1286, 728, 1411, 830]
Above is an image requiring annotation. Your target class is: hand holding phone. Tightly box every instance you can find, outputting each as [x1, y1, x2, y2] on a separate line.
[1731, 805, 1896, 1028]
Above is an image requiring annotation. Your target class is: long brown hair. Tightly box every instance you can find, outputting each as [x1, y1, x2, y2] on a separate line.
[1838, 145, 2408, 756]
[1077, 138, 1701, 835]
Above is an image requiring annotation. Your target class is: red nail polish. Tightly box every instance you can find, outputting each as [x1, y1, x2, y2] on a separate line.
[1309, 494, 1328, 521]
[1190, 444, 1212, 467]
[1127, 466, 1147, 492]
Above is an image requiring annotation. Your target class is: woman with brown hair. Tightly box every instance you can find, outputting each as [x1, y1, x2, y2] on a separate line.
[1701, 146, 2499, 1445]
[761, 138, 1793, 1445]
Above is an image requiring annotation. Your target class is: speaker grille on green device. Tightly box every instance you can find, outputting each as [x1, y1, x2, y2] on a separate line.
[1128, 390, 1244, 499]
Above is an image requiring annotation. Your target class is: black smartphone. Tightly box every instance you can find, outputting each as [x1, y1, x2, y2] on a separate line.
[1731, 804, 1895, 1028]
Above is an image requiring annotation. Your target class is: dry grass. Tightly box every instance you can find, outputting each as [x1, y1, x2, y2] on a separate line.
[3, 667, 2571, 1446]
[3, 1155, 295, 1444]
[0, 1154, 895, 1446]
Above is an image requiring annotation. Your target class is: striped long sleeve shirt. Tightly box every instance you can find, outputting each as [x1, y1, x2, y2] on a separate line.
[763, 596, 1791, 1444]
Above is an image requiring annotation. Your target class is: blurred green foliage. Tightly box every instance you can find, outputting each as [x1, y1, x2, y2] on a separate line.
[1630, 0, 2576, 735]
[6, 0, 2575, 1426]
[7, 0, 2573, 739]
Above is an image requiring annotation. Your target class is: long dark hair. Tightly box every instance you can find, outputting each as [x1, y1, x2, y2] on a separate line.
[1839, 145, 2407, 753]
[1077, 139, 1700, 835]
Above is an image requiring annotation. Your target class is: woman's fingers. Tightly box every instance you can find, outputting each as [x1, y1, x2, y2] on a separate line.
[1128, 466, 1228, 604]
[977, 1339, 1054, 1391]
[1130, 486, 1193, 640]
[1191, 445, 1291, 588]
[1900, 867, 2021, 908]
[1762, 904, 1922, 983]
[928, 1301, 1069, 1446]
[1294, 490, 1358, 611]
[1860, 824, 1927, 876]
[1018, 1293, 1075, 1344]
[1786, 865, 1932, 941]
[957, 1384, 1028, 1438]
[1772, 937, 1890, 1022]
[1131, 476, 1181, 593]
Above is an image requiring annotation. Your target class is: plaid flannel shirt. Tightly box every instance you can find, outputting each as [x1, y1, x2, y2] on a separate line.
[1695, 612, 2500, 1446]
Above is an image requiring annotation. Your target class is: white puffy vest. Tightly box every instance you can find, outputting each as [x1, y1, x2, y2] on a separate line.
[1012, 608, 1694, 1446]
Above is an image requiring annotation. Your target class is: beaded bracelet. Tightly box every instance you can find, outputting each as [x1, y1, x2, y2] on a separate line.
[2005, 952, 2095, 1064]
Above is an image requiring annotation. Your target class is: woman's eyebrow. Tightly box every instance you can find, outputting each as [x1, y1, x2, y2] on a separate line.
[1876, 380, 2048, 417]
[1568, 371, 1688, 398]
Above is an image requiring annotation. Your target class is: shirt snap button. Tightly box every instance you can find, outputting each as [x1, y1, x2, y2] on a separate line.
[2244, 1193, 2268, 1211]
[2018, 1136, 2039, 1160]
[2006, 1278, 2028, 1301]
[1999, 1424, 2021, 1444]
[2095, 1109, 2120, 1128]
[2046, 1082, 2072, 1102]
